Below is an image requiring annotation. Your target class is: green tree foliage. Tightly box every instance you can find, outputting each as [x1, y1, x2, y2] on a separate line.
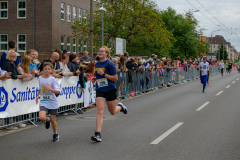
[161, 7, 201, 58]
[215, 43, 229, 60]
[198, 39, 210, 56]
[71, 0, 173, 57]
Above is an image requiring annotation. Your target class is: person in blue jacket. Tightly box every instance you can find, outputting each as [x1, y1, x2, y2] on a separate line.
[0, 40, 21, 69]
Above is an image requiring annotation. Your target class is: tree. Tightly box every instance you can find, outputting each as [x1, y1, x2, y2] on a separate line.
[161, 8, 201, 58]
[71, 0, 173, 57]
[215, 43, 228, 60]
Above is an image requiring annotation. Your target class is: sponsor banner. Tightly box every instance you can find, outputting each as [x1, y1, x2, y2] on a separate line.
[84, 74, 96, 108]
[0, 76, 83, 118]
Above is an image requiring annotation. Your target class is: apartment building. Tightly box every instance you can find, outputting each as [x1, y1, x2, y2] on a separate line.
[0, 0, 100, 60]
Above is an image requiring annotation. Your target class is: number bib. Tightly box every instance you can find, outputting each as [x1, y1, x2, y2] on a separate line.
[97, 78, 108, 88]
[40, 94, 53, 102]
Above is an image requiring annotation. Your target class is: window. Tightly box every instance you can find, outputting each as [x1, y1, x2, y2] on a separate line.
[0, 34, 8, 51]
[73, 7, 76, 22]
[61, 36, 65, 51]
[73, 37, 76, 52]
[17, 34, 26, 52]
[84, 41, 87, 51]
[84, 10, 87, 22]
[67, 5, 71, 22]
[78, 38, 82, 53]
[61, 3, 65, 20]
[67, 36, 71, 53]
[78, 8, 82, 23]
[17, 1, 26, 18]
[0, 2, 8, 19]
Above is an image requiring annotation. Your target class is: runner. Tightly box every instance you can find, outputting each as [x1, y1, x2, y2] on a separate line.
[228, 60, 233, 74]
[91, 46, 127, 142]
[225, 60, 229, 73]
[36, 62, 61, 142]
[237, 60, 240, 73]
[219, 60, 225, 76]
[198, 57, 209, 93]
[206, 58, 211, 84]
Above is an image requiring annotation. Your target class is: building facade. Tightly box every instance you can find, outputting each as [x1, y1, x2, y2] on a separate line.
[206, 35, 231, 60]
[0, 0, 100, 60]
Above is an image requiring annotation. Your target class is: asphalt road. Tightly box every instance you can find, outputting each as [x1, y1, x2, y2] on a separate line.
[1, 71, 240, 160]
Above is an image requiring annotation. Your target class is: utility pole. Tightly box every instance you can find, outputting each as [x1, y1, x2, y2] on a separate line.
[222, 41, 224, 60]
[90, 0, 93, 58]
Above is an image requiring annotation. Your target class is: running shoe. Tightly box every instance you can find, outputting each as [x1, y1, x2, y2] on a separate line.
[118, 102, 128, 114]
[53, 134, 59, 142]
[45, 119, 50, 129]
[202, 90, 205, 93]
[207, 81, 209, 84]
[91, 132, 102, 142]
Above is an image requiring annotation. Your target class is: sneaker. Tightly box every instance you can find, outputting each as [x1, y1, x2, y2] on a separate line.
[53, 134, 59, 142]
[207, 81, 209, 84]
[6, 125, 18, 130]
[16, 122, 26, 128]
[118, 102, 127, 114]
[91, 132, 102, 142]
[202, 90, 205, 93]
[45, 119, 50, 129]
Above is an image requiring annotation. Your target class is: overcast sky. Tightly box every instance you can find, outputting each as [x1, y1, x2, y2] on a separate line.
[154, 0, 240, 51]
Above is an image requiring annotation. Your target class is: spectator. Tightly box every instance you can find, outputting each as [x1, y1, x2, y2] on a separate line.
[54, 49, 62, 61]
[147, 54, 155, 61]
[140, 56, 146, 64]
[0, 40, 21, 69]
[86, 61, 95, 75]
[79, 65, 88, 93]
[0, 68, 11, 80]
[80, 51, 92, 64]
[26, 49, 39, 75]
[17, 55, 35, 81]
[39, 52, 61, 78]
[68, 53, 80, 75]
[126, 57, 135, 71]
[112, 58, 120, 72]
[120, 57, 127, 72]
[62, 49, 68, 57]
[3, 50, 29, 79]
[59, 55, 74, 76]
[32, 51, 41, 69]
[124, 52, 129, 62]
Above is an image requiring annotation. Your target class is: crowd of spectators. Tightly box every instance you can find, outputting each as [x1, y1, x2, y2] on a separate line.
[0, 40, 238, 129]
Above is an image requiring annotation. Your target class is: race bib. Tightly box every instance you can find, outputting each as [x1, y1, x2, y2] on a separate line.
[97, 78, 108, 88]
[40, 94, 52, 102]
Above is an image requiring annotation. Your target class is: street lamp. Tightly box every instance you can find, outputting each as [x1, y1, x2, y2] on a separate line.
[211, 29, 221, 59]
[99, 4, 106, 46]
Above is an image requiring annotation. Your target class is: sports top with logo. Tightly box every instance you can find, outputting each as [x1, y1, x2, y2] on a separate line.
[39, 76, 60, 109]
[199, 62, 209, 76]
[95, 59, 117, 92]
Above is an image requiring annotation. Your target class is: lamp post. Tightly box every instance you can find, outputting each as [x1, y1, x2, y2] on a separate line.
[99, 4, 106, 46]
[211, 29, 221, 59]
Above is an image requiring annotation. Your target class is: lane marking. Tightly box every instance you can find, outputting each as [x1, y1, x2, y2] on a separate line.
[150, 122, 184, 145]
[237, 79, 239, 80]
[196, 102, 210, 111]
[232, 81, 236, 84]
[216, 91, 223, 96]
[226, 85, 231, 88]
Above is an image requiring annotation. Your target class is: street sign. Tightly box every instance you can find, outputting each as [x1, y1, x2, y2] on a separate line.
[116, 37, 126, 55]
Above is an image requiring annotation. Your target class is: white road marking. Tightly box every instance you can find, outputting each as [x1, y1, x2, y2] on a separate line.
[237, 79, 239, 80]
[196, 102, 210, 111]
[232, 81, 236, 84]
[216, 91, 223, 96]
[226, 85, 231, 88]
[150, 122, 184, 145]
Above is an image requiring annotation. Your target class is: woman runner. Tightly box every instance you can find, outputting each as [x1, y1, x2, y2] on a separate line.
[91, 46, 127, 142]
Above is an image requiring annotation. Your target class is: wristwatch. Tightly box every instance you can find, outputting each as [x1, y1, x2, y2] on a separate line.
[103, 73, 106, 77]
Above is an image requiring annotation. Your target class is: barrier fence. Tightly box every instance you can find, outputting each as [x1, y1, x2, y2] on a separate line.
[0, 65, 230, 129]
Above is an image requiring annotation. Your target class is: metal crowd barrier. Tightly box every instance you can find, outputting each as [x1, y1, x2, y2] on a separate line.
[0, 65, 228, 129]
